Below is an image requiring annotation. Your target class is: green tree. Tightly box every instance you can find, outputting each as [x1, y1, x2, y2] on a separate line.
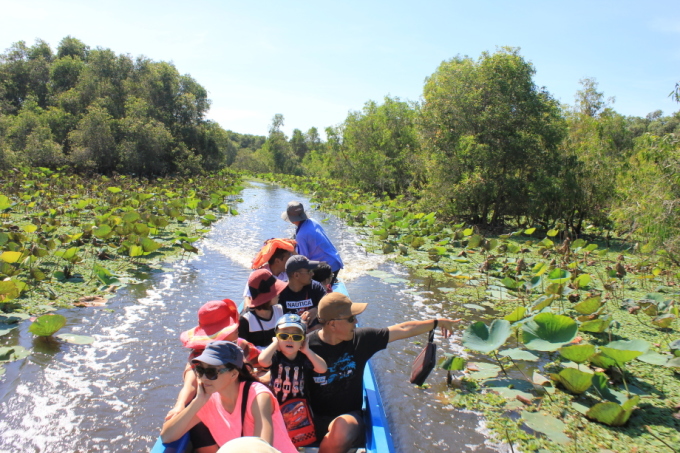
[420, 47, 566, 224]
[290, 128, 308, 159]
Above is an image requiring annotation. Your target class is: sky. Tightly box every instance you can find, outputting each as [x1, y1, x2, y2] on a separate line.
[1, 0, 679, 138]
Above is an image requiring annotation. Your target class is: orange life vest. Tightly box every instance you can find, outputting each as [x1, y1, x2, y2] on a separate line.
[251, 238, 297, 269]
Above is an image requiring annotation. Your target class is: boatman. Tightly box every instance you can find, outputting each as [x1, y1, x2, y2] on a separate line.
[281, 201, 343, 283]
[307, 292, 461, 453]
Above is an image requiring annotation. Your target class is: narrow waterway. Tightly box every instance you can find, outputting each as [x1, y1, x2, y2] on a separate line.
[0, 180, 502, 453]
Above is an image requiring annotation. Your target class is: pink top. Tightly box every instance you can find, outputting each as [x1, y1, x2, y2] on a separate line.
[196, 381, 297, 453]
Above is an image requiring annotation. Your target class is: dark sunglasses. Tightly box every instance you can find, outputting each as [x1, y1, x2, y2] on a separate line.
[193, 364, 234, 380]
[333, 315, 357, 323]
[276, 332, 305, 342]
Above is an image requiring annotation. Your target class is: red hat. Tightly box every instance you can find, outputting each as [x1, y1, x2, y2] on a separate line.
[180, 299, 239, 349]
[248, 269, 287, 307]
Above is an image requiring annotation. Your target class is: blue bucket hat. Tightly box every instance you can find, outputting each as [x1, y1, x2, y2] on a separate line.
[191, 340, 244, 368]
[276, 313, 306, 333]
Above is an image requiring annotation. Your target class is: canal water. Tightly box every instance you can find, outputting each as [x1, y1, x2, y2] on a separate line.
[0, 180, 502, 453]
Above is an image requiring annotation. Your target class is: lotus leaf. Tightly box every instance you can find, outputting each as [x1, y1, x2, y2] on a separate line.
[586, 395, 639, 426]
[652, 314, 675, 328]
[141, 238, 162, 253]
[523, 313, 578, 351]
[547, 229, 559, 237]
[531, 295, 555, 311]
[463, 304, 485, 311]
[467, 234, 482, 249]
[671, 339, 680, 355]
[573, 273, 592, 288]
[462, 320, 511, 353]
[0, 251, 23, 264]
[440, 354, 465, 371]
[637, 350, 671, 365]
[579, 317, 612, 333]
[466, 362, 502, 380]
[571, 239, 586, 249]
[551, 367, 593, 394]
[0, 345, 29, 362]
[501, 277, 522, 290]
[548, 268, 571, 284]
[498, 348, 539, 361]
[589, 353, 617, 369]
[533, 262, 548, 276]
[600, 340, 649, 365]
[57, 334, 95, 345]
[574, 295, 602, 315]
[29, 314, 67, 336]
[0, 281, 20, 301]
[521, 411, 571, 445]
[485, 378, 534, 402]
[503, 307, 526, 322]
[559, 344, 595, 363]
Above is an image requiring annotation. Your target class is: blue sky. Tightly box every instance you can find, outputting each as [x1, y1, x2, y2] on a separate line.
[2, 0, 679, 137]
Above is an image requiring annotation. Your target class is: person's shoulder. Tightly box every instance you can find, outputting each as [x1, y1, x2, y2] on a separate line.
[309, 280, 326, 292]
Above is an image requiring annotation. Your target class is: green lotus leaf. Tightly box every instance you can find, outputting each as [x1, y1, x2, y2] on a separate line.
[559, 343, 596, 363]
[466, 234, 483, 249]
[637, 350, 671, 365]
[29, 314, 67, 337]
[574, 295, 602, 315]
[670, 339, 680, 353]
[122, 212, 140, 223]
[532, 295, 555, 311]
[600, 340, 649, 365]
[0, 251, 23, 264]
[548, 268, 571, 284]
[439, 354, 465, 371]
[141, 238, 162, 253]
[462, 320, 511, 353]
[571, 239, 587, 249]
[586, 396, 640, 426]
[485, 379, 534, 402]
[522, 313, 578, 351]
[589, 353, 617, 369]
[56, 334, 95, 345]
[0, 345, 29, 362]
[573, 273, 592, 288]
[665, 357, 680, 368]
[579, 317, 612, 333]
[107, 187, 122, 193]
[521, 410, 571, 445]
[498, 348, 539, 362]
[652, 314, 676, 329]
[503, 306, 527, 322]
[501, 277, 522, 290]
[467, 362, 502, 380]
[551, 367, 593, 394]
[93, 225, 112, 238]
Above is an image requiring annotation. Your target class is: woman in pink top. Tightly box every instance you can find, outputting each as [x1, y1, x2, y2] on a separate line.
[161, 341, 296, 453]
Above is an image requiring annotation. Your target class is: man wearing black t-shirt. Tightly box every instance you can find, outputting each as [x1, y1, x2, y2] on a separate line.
[279, 255, 327, 326]
[308, 292, 461, 453]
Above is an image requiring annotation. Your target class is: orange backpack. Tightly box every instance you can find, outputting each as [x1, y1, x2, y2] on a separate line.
[251, 238, 297, 269]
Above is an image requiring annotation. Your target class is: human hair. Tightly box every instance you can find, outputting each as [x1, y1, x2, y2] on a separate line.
[227, 362, 260, 383]
[312, 262, 333, 284]
[268, 248, 291, 267]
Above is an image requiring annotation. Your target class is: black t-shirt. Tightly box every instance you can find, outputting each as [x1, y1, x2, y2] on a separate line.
[307, 327, 389, 418]
[269, 351, 313, 405]
[278, 281, 327, 316]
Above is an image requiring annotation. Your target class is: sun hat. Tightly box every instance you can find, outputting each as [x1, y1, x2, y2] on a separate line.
[276, 313, 306, 333]
[285, 255, 321, 274]
[191, 340, 244, 368]
[180, 299, 239, 349]
[281, 201, 308, 222]
[248, 268, 287, 307]
[317, 292, 367, 323]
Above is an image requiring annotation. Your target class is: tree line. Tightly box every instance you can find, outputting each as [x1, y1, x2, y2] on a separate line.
[2, 40, 679, 261]
[0, 36, 261, 175]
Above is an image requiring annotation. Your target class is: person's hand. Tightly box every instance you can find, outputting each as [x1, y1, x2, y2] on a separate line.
[438, 318, 462, 339]
[164, 404, 183, 421]
[195, 377, 213, 403]
[300, 310, 310, 323]
[270, 336, 279, 347]
[299, 336, 310, 355]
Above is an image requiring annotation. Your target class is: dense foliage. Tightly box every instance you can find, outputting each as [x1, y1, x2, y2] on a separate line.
[0, 37, 259, 175]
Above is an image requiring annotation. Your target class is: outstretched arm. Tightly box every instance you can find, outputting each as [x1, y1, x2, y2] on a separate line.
[387, 318, 461, 343]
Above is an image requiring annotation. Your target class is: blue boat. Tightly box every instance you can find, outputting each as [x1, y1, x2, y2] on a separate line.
[150, 282, 395, 453]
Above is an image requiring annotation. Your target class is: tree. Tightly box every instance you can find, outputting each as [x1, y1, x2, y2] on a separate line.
[420, 47, 566, 224]
[290, 128, 308, 159]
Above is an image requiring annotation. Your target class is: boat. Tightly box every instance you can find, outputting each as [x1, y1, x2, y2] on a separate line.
[150, 281, 395, 453]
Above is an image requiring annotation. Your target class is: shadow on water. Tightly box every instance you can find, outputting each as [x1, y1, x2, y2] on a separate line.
[0, 180, 502, 453]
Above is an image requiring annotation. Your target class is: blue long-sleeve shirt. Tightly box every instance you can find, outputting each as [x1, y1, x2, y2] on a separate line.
[295, 218, 344, 272]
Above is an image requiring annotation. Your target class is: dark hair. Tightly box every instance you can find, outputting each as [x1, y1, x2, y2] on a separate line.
[268, 248, 291, 267]
[228, 362, 260, 383]
[312, 262, 333, 283]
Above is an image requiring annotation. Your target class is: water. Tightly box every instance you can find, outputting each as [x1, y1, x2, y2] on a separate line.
[0, 180, 502, 452]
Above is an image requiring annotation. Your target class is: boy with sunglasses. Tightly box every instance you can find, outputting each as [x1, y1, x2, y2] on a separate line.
[258, 314, 327, 447]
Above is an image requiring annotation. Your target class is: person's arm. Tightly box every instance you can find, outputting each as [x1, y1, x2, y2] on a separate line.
[387, 318, 462, 343]
[160, 377, 210, 443]
[300, 337, 327, 373]
[165, 363, 198, 420]
[258, 337, 279, 367]
[300, 306, 318, 324]
[250, 392, 274, 444]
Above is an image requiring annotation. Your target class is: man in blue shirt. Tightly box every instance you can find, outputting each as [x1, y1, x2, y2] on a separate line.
[281, 201, 344, 283]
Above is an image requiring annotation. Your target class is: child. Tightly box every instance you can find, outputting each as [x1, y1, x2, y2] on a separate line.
[311, 262, 334, 293]
[239, 268, 287, 349]
[258, 314, 327, 447]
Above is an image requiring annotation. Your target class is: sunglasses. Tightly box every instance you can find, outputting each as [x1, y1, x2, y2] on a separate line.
[193, 364, 233, 380]
[333, 315, 357, 323]
[276, 332, 305, 342]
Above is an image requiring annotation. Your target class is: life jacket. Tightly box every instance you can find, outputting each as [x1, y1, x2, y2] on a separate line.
[251, 238, 297, 269]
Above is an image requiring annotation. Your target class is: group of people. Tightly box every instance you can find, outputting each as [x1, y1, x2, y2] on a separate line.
[161, 201, 461, 453]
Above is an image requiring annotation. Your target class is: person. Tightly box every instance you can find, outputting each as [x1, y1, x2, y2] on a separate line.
[243, 239, 295, 308]
[239, 269, 287, 349]
[258, 314, 328, 447]
[278, 255, 326, 328]
[160, 341, 297, 453]
[312, 262, 334, 293]
[281, 201, 343, 283]
[166, 299, 262, 452]
[307, 292, 462, 453]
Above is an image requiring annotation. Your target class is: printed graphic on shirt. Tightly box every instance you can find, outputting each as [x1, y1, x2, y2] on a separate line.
[285, 298, 313, 314]
[272, 364, 306, 402]
[322, 353, 356, 385]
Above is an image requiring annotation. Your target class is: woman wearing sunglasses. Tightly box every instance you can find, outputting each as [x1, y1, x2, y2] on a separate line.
[161, 341, 297, 453]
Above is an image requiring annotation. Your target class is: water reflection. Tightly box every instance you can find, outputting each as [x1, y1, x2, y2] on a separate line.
[0, 180, 502, 453]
